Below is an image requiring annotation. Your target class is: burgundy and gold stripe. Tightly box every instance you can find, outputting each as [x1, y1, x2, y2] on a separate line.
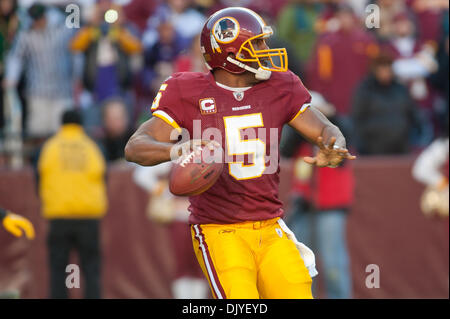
[193, 224, 226, 299]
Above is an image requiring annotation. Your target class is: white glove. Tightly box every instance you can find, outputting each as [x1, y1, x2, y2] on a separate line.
[277, 219, 318, 278]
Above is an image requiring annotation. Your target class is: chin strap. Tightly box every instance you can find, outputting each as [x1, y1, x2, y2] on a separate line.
[226, 56, 271, 80]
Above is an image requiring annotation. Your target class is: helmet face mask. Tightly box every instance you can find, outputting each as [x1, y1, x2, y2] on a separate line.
[201, 7, 288, 78]
[237, 32, 288, 73]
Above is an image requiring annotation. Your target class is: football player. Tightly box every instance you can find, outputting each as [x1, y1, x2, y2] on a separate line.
[0, 207, 35, 240]
[125, 7, 355, 299]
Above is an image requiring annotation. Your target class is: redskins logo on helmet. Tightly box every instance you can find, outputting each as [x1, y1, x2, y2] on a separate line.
[213, 17, 240, 44]
[201, 7, 288, 80]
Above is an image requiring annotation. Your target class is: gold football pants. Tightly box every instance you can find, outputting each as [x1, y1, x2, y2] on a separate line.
[191, 217, 313, 299]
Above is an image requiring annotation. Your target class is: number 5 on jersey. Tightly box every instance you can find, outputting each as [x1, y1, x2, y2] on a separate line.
[151, 84, 168, 110]
[224, 113, 266, 180]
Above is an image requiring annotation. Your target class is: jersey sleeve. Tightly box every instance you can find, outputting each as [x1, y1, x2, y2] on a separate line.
[150, 75, 184, 132]
[286, 73, 312, 124]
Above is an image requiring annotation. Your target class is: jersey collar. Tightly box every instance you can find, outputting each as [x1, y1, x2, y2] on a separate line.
[206, 72, 257, 94]
[214, 81, 252, 92]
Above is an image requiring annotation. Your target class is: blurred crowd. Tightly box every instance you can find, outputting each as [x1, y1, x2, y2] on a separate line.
[0, 0, 448, 166]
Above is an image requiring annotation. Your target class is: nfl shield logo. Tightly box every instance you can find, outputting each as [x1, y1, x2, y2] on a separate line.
[233, 91, 244, 101]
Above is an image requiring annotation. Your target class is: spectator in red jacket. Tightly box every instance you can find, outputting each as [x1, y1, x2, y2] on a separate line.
[281, 91, 355, 299]
[381, 12, 438, 101]
[407, 0, 448, 44]
[380, 11, 439, 146]
[307, 4, 379, 116]
[123, 0, 160, 32]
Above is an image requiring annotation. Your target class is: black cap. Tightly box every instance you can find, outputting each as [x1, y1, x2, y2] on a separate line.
[62, 109, 82, 126]
[28, 3, 46, 20]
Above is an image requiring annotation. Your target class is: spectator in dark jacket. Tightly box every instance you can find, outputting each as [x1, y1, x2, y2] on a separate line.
[351, 53, 423, 155]
[144, 20, 183, 94]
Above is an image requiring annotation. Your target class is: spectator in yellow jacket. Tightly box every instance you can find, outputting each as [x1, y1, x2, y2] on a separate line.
[37, 110, 107, 299]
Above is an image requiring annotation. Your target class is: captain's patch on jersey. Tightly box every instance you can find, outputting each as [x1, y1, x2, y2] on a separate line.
[213, 17, 240, 44]
[199, 98, 217, 115]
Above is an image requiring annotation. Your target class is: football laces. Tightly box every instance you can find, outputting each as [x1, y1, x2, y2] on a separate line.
[180, 146, 202, 167]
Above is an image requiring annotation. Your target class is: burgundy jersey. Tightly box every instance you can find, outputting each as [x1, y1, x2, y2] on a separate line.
[151, 70, 311, 224]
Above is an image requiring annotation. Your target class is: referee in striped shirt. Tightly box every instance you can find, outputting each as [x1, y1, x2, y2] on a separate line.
[5, 3, 74, 140]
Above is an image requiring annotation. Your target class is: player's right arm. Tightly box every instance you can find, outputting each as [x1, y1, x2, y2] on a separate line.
[125, 117, 177, 166]
[284, 73, 355, 168]
[126, 75, 186, 166]
[125, 117, 216, 166]
[125, 76, 215, 166]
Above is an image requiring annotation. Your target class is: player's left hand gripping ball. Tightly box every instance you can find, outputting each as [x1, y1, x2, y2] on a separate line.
[3, 213, 36, 240]
[169, 140, 224, 196]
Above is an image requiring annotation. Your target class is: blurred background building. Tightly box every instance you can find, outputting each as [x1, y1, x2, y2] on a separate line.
[0, 0, 448, 299]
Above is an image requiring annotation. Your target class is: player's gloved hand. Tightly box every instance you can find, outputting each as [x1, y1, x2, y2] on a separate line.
[2, 213, 35, 240]
[303, 136, 356, 168]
